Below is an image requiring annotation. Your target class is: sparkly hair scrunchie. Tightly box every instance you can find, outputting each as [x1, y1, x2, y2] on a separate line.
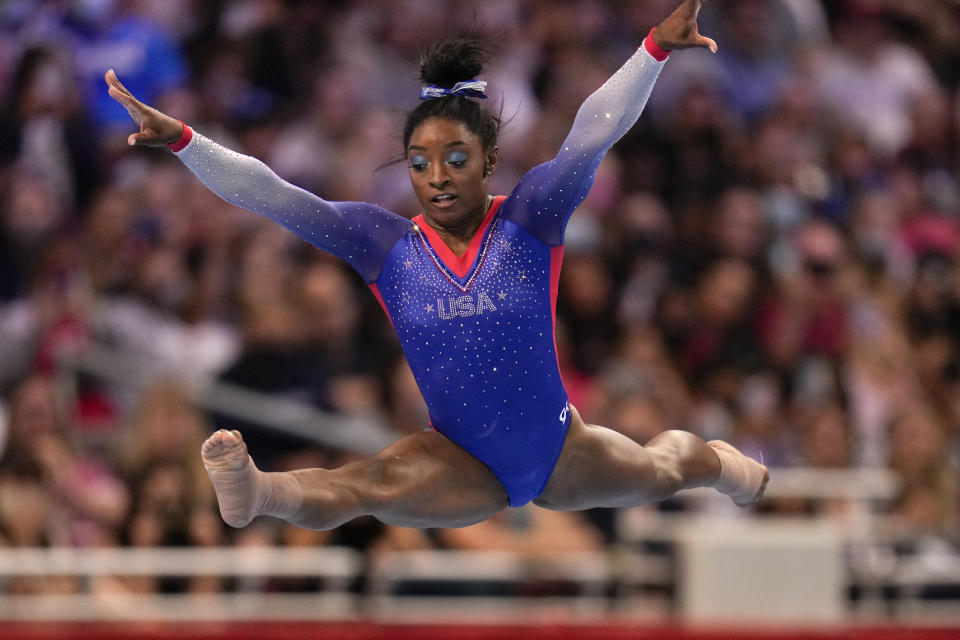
[419, 79, 488, 100]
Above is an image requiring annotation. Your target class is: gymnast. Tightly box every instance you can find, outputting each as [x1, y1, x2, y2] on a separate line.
[106, 0, 767, 531]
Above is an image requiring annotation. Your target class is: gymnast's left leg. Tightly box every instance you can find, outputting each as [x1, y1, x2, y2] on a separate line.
[534, 406, 768, 511]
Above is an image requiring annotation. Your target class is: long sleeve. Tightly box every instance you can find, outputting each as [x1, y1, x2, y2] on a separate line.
[500, 34, 669, 246]
[173, 131, 411, 283]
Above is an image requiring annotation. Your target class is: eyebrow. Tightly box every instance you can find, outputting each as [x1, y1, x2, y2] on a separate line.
[407, 141, 469, 152]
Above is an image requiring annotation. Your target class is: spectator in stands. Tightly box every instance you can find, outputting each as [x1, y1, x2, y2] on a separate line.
[118, 381, 225, 593]
[0, 375, 128, 548]
[813, 0, 938, 157]
[888, 402, 959, 544]
[69, 0, 188, 131]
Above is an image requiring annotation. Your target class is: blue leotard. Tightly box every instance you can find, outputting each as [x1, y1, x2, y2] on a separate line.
[174, 37, 668, 506]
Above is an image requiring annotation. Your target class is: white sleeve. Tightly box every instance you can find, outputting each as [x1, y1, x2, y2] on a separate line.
[173, 130, 411, 282]
[500, 34, 668, 245]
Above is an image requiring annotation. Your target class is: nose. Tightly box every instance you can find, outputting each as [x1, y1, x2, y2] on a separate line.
[427, 163, 450, 189]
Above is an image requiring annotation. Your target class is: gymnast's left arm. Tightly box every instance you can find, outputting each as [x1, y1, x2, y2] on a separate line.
[501, 0, 716, 246]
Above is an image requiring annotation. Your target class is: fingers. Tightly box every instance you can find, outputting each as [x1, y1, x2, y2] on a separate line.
[107, 84, 144, 123]
[658, 0, 716, 54]
[112, 77, 137, 101]
[127, 132, 150, 147]
[108, 85, 140, 112]
[106, 69, 150, 128]
[106, 70, 183, 147]
[104, 69, 136, 100]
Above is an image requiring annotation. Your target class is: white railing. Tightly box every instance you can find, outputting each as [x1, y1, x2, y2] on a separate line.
[1, 513, 958, 624]
[0, 546, 363, 622]
[0, 546, 613, 622]
[0, 546, 362, 579]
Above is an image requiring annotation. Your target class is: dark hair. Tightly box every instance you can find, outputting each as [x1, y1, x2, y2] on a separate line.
[402, 34, 501, 153]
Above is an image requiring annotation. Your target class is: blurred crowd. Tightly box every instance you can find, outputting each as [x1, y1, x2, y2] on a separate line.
[1, 0, 959, 597]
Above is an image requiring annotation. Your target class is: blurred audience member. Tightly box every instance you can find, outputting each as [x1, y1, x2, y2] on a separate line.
[118, 382, 225, 593]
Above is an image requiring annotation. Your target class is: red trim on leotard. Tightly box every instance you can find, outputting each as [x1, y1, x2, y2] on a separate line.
[413, 196, 506, 279]
[168, 120, 193, 152]
[368, 283, 395, 330]
[644, 28, 671, 62]
[549, 245, 565, 377]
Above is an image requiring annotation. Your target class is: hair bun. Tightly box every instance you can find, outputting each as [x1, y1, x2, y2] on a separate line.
[419, 35, 491, 90]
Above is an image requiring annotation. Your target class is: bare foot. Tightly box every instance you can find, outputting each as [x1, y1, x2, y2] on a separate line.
[201, 429, 250, 472]
[201, 429, 264, 527]
[707, 440, 769, 506]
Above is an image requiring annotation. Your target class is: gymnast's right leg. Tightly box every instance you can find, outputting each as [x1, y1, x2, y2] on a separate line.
[201, 429, 509, 530]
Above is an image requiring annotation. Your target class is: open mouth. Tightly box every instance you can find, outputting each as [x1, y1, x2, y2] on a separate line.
[431, 193, 458, 207]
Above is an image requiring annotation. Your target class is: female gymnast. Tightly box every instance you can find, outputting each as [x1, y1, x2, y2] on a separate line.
[106, 0, 767, 531]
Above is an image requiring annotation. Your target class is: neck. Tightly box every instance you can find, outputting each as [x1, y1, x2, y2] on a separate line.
[423, 195, 494, 255]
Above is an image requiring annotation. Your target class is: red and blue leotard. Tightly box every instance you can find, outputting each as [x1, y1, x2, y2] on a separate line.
[172, 35, 669, 506]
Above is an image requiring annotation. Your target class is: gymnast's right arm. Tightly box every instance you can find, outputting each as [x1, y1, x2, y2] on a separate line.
[104, 70, 410, 283]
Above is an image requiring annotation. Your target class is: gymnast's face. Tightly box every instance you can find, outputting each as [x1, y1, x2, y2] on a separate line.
[407, 117, 497, 231]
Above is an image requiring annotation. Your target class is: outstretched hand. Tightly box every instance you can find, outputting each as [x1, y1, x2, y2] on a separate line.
[104, 69, 183, 147]
[653, 0, 718, 53]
